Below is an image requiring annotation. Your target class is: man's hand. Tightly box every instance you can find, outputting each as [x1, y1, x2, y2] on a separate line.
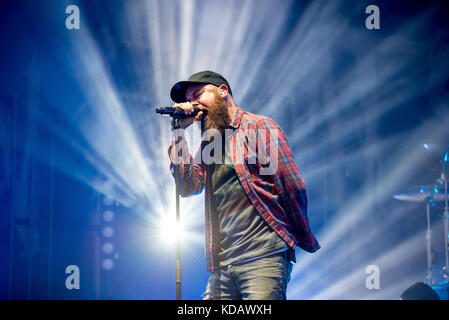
[170, 102, 206, 130]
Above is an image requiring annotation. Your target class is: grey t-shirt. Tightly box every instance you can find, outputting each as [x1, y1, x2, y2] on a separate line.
[210, 163, 288, 267]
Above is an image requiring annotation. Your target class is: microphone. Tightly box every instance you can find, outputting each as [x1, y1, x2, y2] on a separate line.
[155, 106, 207, 119]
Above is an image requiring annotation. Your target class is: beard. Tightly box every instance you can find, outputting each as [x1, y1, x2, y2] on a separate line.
[203, 91, 231, 134]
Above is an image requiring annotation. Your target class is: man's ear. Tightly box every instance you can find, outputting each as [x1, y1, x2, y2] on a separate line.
[218, 84, 228, 97]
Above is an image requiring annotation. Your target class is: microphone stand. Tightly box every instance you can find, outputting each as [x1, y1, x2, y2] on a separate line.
[173, 118, 182, 300]
[170, 115, 205, 300]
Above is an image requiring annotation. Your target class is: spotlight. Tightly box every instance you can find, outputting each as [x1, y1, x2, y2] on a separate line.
[102, 242, 114, 254]
[158, 215, 183, 245]
[102, 258, 114, 271]
[102, 226, 114, 238]
[102, 210, 115, 222]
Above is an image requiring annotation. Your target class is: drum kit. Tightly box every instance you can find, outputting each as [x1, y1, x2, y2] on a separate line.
[394, 146, 449, 297]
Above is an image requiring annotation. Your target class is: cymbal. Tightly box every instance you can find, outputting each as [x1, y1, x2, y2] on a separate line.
[394, 185, 449, 203]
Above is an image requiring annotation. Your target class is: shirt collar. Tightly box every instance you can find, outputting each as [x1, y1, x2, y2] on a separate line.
[229, 107, 244, 129]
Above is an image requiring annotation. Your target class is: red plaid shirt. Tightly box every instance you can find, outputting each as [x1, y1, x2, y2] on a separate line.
[169, 107, 320, 272]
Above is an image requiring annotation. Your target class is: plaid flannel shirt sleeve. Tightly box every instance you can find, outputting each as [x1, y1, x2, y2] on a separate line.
[255, 118, 310, 234]
[168, 140, 206, 197]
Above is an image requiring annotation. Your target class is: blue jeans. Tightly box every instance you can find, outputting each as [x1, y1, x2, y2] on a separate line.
[203, 251, 293, 300]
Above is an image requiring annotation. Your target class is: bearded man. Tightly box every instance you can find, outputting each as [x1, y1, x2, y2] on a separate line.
[167, 70, 320, 300]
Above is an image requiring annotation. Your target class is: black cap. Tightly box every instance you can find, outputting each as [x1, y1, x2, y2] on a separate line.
[170, 70, 232, 103]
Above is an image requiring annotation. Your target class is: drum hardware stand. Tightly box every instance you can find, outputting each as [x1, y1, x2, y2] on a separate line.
[438, 162, 449, 283]
[425, 195, 433, 286]
[432, 152, 449, 299]
[394, 148, 449, 297]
